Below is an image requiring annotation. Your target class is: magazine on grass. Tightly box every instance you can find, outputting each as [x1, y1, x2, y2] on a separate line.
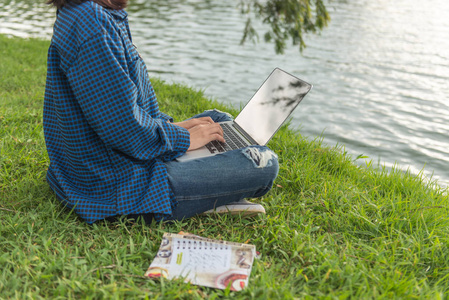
[145, 232, 256, 291]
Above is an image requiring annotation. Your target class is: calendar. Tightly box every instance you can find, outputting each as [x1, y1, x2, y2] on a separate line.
[145, 232, 256, 291]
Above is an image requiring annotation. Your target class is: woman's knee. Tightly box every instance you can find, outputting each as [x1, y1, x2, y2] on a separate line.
[241, 146, 279, 188]
[240, 146, 279, 197]
[242, 146, 279, 171]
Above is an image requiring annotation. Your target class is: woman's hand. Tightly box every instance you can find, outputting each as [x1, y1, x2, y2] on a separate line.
[173, 117, 225, 150]
[186, 123, 225, 151]
[172, 117, 215, 130]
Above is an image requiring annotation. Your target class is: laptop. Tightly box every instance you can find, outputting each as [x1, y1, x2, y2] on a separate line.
[177, 68, 312, 162]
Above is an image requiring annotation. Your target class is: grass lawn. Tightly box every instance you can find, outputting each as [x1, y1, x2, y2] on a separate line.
[1, 34, 448, 299]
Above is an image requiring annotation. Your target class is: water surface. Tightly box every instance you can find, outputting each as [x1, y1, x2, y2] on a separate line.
[1, 0, 448, 187]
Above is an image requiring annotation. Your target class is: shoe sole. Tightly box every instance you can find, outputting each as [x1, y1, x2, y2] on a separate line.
[201, 204, 266, 217]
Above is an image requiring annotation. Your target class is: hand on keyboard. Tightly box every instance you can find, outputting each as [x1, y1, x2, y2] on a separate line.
[185, 122, 225, 151]
[205, 123, 248, 153]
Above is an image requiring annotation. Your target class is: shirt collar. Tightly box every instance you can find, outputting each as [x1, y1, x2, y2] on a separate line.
[108, 9, 128, 21]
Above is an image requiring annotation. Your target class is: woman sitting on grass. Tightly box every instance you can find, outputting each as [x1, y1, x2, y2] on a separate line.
[43, 0, 279, 224]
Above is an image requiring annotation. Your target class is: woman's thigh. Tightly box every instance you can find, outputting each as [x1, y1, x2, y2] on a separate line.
[164, 145, 279, 220]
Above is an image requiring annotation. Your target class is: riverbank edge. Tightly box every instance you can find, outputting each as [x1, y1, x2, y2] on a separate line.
[1, 34, 448, 298]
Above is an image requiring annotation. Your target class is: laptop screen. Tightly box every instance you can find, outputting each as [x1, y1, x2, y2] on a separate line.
[235, 68, 312, 146]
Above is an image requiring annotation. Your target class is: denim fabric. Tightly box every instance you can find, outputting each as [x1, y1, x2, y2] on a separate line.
[163, 110, 279, 220]
[123, 110, 279, 223]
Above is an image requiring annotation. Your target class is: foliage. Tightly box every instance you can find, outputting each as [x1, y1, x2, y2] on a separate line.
[1, 35, 449, 299]
[239, 0, 330, 54]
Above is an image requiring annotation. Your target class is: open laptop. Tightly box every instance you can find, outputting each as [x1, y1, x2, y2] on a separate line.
[177, 68, 312, 162]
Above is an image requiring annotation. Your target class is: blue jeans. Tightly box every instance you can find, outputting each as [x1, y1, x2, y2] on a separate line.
[121, 110, 279, 223]
[163, 109, 279, 221]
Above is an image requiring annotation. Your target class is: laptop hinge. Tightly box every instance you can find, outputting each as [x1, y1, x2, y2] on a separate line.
[234, 122, 258, 145]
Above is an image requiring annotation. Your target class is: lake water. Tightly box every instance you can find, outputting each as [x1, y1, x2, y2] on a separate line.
[1, 0, 448, 188]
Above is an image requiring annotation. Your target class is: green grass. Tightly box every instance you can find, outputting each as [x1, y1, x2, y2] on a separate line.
[1, 34, 448, 299]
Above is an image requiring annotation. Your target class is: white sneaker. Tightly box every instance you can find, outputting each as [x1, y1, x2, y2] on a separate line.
[201, 200, 266, 217]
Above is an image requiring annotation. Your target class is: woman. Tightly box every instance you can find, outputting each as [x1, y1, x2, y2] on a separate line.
[44, 0, 279, 224]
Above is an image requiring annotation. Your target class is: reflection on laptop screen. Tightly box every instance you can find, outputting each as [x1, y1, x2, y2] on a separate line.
[235, 68, 312, 146]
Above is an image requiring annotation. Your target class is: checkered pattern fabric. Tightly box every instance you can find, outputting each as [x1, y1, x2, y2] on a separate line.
[43, 1, 190, 223]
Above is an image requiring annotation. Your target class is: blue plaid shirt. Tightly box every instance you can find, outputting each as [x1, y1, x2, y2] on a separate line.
[43, 1, 190, 223]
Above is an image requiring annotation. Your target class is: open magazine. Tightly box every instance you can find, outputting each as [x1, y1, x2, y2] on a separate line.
[145, 232, 256, 291]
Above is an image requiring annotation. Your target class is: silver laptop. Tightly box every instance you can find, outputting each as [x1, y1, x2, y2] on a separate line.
[177, 68, 312, 162]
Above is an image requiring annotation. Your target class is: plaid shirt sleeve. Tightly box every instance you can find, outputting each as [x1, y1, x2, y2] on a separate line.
[68, 25, 189, 161]
[43, 2, 190, 223]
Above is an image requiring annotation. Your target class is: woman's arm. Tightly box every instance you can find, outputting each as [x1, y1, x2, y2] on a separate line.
[66, 32, 190, 160]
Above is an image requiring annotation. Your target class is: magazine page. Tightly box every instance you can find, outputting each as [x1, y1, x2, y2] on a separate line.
[145, 233, 256, 291]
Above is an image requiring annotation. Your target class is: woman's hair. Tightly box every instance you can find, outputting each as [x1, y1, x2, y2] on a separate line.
[46, 0, 127, 10]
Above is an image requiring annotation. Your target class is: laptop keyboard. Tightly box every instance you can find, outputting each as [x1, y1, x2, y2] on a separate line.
[205, 123, 249, 153]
